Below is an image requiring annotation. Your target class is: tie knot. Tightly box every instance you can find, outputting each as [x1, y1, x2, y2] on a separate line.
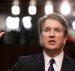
[50, 59, 55, 65]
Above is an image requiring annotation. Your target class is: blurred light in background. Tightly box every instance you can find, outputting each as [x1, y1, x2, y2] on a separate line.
[45, 1, 53, 15]
[28, 5, 36, 15]
[11, 0, 20, 15]
[11, 5, 20, 15]
[72, 11, 75, 16]
[60, 0, 71, 15]
[22, 16, 32, 29]
[6, 16, 20, 31]
[72, 20, 75, 30]
[28, 0, 36, 15]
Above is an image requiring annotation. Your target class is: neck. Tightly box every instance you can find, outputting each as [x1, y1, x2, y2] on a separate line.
[43, 49, 63, 58]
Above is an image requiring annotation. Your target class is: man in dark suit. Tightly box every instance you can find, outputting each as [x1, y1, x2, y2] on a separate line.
[7, 13, 75, 71]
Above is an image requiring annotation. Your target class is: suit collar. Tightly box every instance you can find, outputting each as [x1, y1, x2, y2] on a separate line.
[35, 53, 45, 71]
[61, 54, 73, 71]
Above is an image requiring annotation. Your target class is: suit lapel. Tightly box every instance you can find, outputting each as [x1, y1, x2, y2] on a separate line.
[61, 55, 72, 71]
[35, 53, 45, 71]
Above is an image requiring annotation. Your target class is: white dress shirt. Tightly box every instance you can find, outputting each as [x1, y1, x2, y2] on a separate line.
[43, 51, 64, 71]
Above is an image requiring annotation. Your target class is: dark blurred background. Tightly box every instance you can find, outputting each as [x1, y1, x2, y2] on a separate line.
[0, 0, 75, 71]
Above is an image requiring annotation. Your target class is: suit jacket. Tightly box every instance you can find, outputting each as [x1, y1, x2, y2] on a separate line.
[8, 53, 75, 71]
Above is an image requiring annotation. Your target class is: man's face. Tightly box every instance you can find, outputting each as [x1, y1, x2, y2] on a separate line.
[40, 19, 67, 52]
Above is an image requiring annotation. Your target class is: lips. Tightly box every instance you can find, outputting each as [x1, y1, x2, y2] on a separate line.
[48, 40, 56, 45]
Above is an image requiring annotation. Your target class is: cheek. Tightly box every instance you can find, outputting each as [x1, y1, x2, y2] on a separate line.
[42, 34, 49, 42]
[40, 34, 48, 44]
[57, 36, 66, 45]
[56, 34, 64, 39]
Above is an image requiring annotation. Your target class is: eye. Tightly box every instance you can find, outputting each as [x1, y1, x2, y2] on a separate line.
[55, 28, 63, 32]
[44, 29, 49, 31]
[43, 28, 51, 32]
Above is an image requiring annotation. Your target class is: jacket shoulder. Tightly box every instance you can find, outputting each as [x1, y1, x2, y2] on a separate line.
[62, 55, 75, 71]
[18, 53, 42, 63]
[7, 53, 43, 71]
[67, 57, 75, 64]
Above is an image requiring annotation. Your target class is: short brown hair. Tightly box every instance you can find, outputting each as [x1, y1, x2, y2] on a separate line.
[38, 13, 69, 37]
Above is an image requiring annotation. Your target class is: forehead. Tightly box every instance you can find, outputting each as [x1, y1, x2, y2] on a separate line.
[43, 19, 64, 28]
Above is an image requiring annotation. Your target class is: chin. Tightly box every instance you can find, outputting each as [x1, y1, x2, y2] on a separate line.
[45, 47, 57, 51]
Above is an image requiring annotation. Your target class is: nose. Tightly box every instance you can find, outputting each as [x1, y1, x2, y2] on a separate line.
[49, 30, 55, 38]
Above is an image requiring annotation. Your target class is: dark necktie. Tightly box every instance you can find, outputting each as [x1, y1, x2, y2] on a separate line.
[48, 59, 55, 71]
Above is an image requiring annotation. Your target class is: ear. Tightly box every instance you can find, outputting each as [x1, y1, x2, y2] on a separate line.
[64, 35, 68, 44]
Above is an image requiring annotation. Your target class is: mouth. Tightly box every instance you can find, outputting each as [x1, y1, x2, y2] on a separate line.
[48, 40, 56, 45]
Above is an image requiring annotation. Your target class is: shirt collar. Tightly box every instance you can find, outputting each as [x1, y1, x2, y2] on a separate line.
[54, 51, 64, 68]
[43, 51, 64, 67]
